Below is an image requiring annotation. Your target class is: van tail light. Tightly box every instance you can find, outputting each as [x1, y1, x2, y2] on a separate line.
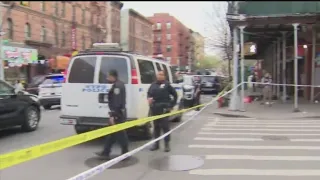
[131, 69, 138, 84]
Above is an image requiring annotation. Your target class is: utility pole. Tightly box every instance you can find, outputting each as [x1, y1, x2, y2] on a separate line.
[0, 2, 10, 81]
[106, 1, 112, 43]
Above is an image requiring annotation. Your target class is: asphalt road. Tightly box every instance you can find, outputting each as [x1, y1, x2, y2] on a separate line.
[4, 94, 320, 180]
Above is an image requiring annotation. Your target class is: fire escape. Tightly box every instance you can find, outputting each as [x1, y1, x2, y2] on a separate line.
[89, 2, 105, 45]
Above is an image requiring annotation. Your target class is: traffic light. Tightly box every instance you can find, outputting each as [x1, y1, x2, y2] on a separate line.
[20, 1, 29, 7]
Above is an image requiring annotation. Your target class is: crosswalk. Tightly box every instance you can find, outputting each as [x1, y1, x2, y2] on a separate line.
[187, 117, 320, 178]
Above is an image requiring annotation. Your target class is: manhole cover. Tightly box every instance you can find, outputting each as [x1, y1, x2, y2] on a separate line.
[261, 136, 289, 141]
[149, 155, 204, 171]
[85, 155, 139, 169]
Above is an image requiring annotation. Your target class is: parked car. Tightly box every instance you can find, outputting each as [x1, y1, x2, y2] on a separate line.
[181, 75, 201, 109]
[38, 74, 64, 110]
[0, 80, 41, 132]
[200, 75, 221, 94]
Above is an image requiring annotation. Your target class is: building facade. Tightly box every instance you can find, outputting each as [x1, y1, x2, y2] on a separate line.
[120, 8, 153, 56]
[0, 1, 122, 82]
[192, 31, 205, 62]
[148, 13, 193, 69]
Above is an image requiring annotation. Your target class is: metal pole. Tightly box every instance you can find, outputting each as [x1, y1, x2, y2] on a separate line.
[229, 27, 239, 111]
[292, 23, 299, 112]
[276, 38, 281, 99]
[282, 32, 287, 102]
[0, 4, 3, 80]
[239, 26, 245, 111]
[272, 43, 276, 95]
[311, 27, 316, 103]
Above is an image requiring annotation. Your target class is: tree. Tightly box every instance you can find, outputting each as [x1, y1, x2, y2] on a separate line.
[204, 2, 236, 78]
[196, 55, 221, 70]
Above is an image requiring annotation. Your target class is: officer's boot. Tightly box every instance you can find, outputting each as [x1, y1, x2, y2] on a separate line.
[150, 142, 159, 151]
[164, 142, 171, 152]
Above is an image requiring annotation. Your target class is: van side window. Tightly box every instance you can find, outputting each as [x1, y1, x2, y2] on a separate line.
[155, 62, 162, 71]
[99, 56, 129, 84]
[137, 59, 156, 84]
[160, 64, 170, 82]
[68, 56, 96, 83]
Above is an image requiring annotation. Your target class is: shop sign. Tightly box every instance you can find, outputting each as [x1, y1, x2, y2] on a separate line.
[1, 46, 38, 66]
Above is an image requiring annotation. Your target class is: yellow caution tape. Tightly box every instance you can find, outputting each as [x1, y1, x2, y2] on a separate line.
[0, 83, 230, 170]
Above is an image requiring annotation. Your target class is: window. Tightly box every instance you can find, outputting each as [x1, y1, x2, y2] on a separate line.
[40, 26, 46, 42]
[166, 57, 171, 63]
[82, 35, 85, 50]
[61, 31, 65, 47]
[137, 59, 156, 84]
[155, 62, 162, 71]
[40, 1, 46, 12]
[61, 2, 66, 17]
[82, 9, 85, 24]
[156, 23, 161, 30]
[99, 56, 129, 84]
[166, 34, 171, 40]
[161, 64, 170, 82]
[0, 81, 13, 95]
[68, 56, 97, 83]
[7, 18, 13, 39]
[24, 23, 31, 39]
[156, 34, 161, 41]
[166, 22, 171, 29]
[166, 45, 172, 52]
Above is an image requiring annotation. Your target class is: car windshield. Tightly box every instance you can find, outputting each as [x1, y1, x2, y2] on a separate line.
[41, 75, 64, 85]
[183, 76, 193, 85]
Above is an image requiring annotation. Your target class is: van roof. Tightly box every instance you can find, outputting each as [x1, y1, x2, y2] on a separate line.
[74, 50, 171, 66]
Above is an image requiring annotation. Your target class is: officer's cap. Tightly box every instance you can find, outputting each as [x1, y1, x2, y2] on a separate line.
[108, 69, 118, 78]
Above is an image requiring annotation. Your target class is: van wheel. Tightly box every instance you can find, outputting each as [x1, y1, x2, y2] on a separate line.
[74, 125, 90, 134]
[43, 105, 51, 110]
[172, 101, 184, 122]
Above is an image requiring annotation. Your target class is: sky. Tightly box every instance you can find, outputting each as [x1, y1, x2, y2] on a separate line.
[123, 1, 228, 56]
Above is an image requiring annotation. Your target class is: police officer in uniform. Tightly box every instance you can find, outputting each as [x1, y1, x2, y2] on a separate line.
[148, 70, 178, 152]
[96, 69, 129, 160]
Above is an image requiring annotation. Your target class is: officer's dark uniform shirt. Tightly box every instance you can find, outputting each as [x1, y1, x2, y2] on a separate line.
[108, 80, 126, 118]
[147, 80, 178, 107]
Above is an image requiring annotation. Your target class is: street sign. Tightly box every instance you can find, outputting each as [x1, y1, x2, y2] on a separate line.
[244, 42, 257, 56]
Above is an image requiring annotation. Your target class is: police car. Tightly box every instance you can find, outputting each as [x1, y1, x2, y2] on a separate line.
[38, 74, 64, 109]
[60, 43, 184, 138]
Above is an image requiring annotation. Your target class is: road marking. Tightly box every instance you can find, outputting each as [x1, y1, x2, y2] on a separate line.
[188, 144, 320, 150]
[217, 119, 320, 122]
[198, 132, 320, 136]
[194, 137, 320, 142]
[189, 169, 320, 176]
[201, 128, 320, 132]
[205, 124, 320, 128]
[184, 110, 197, 116]
[205, 155, 320, 161]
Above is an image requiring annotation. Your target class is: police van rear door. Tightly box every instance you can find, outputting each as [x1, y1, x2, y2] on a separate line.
[61, 55, 130, 118]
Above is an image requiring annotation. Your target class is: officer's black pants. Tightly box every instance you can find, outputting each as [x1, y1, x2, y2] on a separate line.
[103, 115, 129, 155]
[151, 107, 170, 143]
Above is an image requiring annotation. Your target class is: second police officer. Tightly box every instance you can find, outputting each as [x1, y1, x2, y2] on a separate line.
[147, 70, 178, 152]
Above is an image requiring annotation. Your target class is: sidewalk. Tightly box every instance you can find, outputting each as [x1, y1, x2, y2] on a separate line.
[214, 99, 320, 120]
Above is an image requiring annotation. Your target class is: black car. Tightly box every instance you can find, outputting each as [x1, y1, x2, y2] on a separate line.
[200, 75, 221, 94]
[0, 80, 41, 132]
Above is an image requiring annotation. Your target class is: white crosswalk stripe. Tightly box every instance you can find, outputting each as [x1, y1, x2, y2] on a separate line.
[187, 117, 320, 178]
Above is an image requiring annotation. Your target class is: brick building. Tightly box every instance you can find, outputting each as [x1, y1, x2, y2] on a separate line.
[148, 13, 193, 69]
[0, 1, 122, 82]
[120, 8, 153, 56]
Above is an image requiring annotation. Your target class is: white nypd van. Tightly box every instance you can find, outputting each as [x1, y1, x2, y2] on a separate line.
[60, 43, 184, 138]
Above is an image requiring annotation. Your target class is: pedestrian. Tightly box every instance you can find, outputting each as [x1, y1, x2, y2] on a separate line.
[14, 80, 24, 93]
[261, 72, 273, 106]
[148, 70, 178, 152]
[95, 69, 129, 160]
[193, 76, 201, 111]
